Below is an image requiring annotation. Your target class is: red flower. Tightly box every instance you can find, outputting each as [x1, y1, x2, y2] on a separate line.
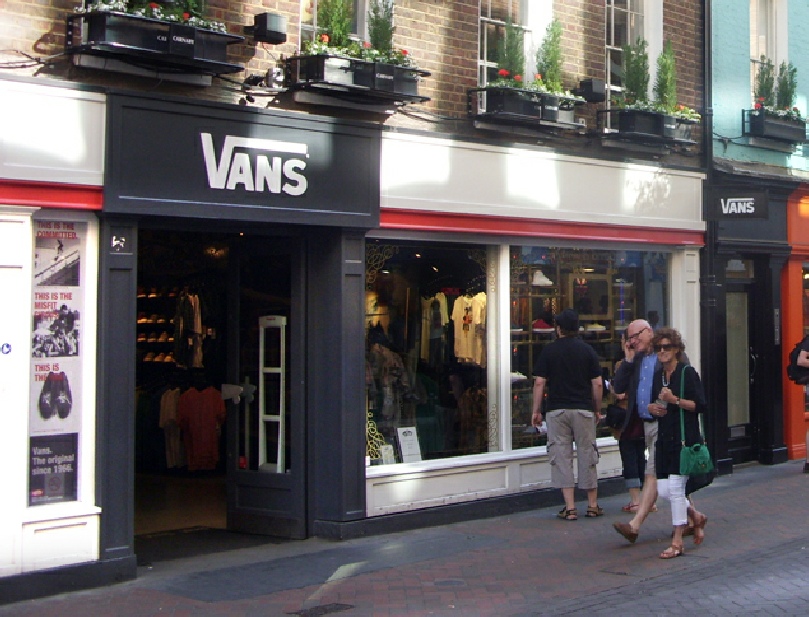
[758, 96, 766, 102]
[754, 103, 762, 110]
[498, 68, 510, 77]
[514, 74, 523, 82]
[149, 2, 159, 8]
[320, 34, 329, 43]
[401, 49, 408, 56]
[535, 73, 542, 80]
[183, 12, 190, 20]
[363, 41, 371, 48]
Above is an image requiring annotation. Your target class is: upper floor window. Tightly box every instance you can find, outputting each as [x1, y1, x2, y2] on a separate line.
[479, 1, 527, 87]
[302, 1, 369, 46]
[605, 0, 645, 98]
[750, 0, 776, 94]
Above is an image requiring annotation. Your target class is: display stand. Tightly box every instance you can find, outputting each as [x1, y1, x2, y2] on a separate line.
[258, 315, 286, 473]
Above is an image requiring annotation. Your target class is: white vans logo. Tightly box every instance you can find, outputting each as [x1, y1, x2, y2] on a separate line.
[720, 197, 755, 215]
[200, 133, 308, 196]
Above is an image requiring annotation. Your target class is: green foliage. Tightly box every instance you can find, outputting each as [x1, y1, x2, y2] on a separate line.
[776, 60, 798, 110]
[368, 0, 394, 54]
[318, 0, 353, 48]
[622, 37, 649, 103]
[497, 18, 525, 79]
[754, 55, 775, 107]
[654, 40, 677, 113]
[535, 20, 563, 94]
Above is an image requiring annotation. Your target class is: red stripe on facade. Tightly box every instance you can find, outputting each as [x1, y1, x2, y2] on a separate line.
[380, 209, 705, 246]
[0, 180, 103, 210]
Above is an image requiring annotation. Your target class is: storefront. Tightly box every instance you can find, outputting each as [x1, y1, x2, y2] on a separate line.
[98, 93, 381, 548]
[782, 185, 809, 468]
[702, 176, 793, 474]
[365, 132, 706, 516]
[0, 77, 105, 593]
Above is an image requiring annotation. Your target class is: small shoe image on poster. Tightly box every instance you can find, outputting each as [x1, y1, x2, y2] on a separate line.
[396, 426, 422, 463]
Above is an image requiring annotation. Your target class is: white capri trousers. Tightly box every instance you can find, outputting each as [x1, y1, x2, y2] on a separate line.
[657, 474, 688, 526]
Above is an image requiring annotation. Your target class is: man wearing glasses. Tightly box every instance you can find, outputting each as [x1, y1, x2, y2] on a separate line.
[611, 319, 658, 543]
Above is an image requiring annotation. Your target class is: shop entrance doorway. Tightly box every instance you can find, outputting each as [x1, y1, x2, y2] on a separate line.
[726, 285, 759, 463]
[134, 228, 304, 555]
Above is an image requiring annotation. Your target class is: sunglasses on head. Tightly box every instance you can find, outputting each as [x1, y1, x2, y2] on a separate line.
[654, 344, 676, 352]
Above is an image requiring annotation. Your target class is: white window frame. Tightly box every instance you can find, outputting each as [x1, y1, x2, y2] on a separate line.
[300, 0, 369, 46]
[604, 0, 661, 121]
[478, 1, 535, 87]
[749, 0, 788, 100]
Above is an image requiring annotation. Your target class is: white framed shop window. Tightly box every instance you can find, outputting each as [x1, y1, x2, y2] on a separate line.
[26, 211, 100, 518]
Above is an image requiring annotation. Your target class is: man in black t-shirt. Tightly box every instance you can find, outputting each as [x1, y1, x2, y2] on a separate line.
[532, 308, 604, 520]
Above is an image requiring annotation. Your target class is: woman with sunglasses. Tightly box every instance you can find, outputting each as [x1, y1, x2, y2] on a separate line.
[648, 327, 709, 559]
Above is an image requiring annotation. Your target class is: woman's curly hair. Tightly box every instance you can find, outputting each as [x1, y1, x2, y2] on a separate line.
[652, 327, 685, 360]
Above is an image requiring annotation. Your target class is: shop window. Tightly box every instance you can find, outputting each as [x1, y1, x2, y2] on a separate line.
[509, 246, 670, 449]
[365, 241, 492, 465]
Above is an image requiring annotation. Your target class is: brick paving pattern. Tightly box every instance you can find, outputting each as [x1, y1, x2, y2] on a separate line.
[1, 461, 807, 616]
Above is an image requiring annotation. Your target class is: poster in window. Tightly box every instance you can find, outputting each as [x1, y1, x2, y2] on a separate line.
[30, 220, 85, 439]
[29, 433, 78, 505]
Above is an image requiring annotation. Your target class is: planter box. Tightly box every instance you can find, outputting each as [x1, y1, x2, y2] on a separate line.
[285, 56, 428, 103]
[66, 11, 243, 71]
[64, 11, 243, 75]
[286, 54, 353, 86]
[351, 61, 420, 96]
[483, 87, 543, 117]
[617, 110, 675, 138]
[746, 111, 807, 142]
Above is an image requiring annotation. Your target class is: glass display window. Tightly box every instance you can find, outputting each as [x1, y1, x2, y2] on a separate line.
[365, 240, 492, 465]
[509, 246, 670, 449]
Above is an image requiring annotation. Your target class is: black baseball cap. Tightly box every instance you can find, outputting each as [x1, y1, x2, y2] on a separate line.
[555, 308, 579, 331]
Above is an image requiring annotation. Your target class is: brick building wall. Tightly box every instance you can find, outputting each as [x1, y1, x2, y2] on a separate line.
[0, 1, 703, 155]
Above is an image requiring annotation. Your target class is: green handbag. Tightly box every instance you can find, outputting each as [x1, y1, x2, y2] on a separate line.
[677, 365, 714, 476]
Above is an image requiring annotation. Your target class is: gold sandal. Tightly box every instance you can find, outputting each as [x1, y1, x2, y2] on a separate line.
[659, 544, 684, 559]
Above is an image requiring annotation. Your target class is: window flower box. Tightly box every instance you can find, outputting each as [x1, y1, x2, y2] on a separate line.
[284, 55, 430, 105]
[468, 87, 582, 128]
[64, 11, 244, 74]
[744, 110, 807, 142]
[286, 54, 354, 86]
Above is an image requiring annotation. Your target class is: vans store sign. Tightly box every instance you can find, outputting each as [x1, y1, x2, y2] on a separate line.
[104, 95, 380, 228]
[707, 190, 769, 220]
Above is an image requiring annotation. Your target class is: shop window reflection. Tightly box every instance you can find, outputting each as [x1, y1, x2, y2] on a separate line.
[365, 241, 492, 465]
[510, 246, 670, 450]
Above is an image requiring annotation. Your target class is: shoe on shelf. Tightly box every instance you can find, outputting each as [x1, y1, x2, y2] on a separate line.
[532, 318, 553, 330]
[532, 269, 554, 286]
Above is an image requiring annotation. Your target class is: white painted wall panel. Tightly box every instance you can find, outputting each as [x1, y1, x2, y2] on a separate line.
[380, 133, 705, 231]
[0, 80, 105, 186]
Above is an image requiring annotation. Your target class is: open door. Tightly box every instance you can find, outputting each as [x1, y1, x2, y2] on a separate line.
[226, 239, 306, 538]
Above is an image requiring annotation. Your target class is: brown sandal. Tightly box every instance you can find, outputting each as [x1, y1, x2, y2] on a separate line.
[557, 507, 578, 521]
[659, 544, 684, 559]
[693, 514, 708, 545]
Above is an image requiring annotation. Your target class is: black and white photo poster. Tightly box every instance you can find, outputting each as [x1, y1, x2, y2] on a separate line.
[30, 220, 84, 438]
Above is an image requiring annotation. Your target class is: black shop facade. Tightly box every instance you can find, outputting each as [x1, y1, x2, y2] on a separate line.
[97, 93, 379, 580]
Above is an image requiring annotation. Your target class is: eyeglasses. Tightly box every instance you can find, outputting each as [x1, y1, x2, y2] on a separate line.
[654, 344, 676, 352]
[627, 327, 648, 341]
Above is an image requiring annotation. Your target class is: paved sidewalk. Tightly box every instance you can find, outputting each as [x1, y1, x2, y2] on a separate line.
[2, 460, 808, 616]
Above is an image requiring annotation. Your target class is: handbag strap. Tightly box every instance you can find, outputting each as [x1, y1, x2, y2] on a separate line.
[678, 364, 705, 445]
[678, 365, 688, 446]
